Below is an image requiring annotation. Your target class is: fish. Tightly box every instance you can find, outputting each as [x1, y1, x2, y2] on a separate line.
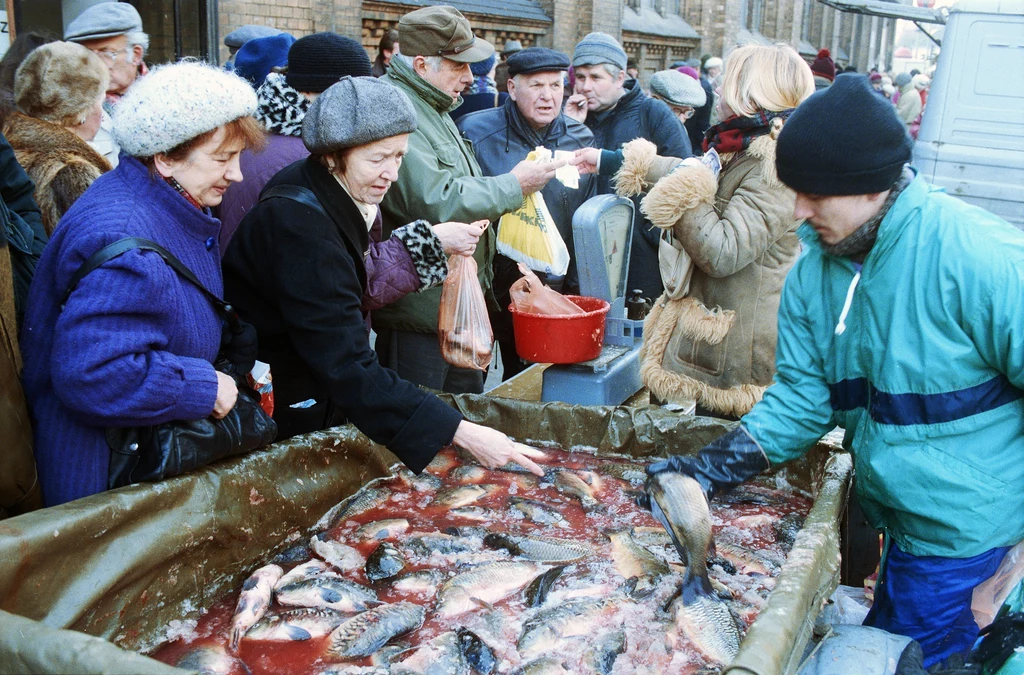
[582, 629, 627, 675]
[598, 462, 647, 485]
[276, 576, 380, 613]
[327, 601, 426, 659]
[449, 506, 491, 522]
[517, 599, 613, 660]
[515, 657, 571, 675]
[716, 542, 780, 576]
[272, 544, 312, 565]
[433, 484, 496, 508]
[647, 472, 741, 663]
[457, 628, 497, 675]
[774, 512, 805, 550]
[276, 559, 334, 591]
[483, 533, 593, 563]
[629, 526, 673, 548]
[450, 465, 489, 483]
[396, 466, 443, 492]
[245, 607, 344, 641]
[356, 518, 410, 540]
[366, 541, 406, 582]
[523, 565, 565, 607]
[312, 536, 365, 573]
[369, 644, 407, 667]
[229, 564, 283, 651]
[509, 497, 566, 526]
[406, 531, 478, 555]
[390, 630, 467, 675]
[670, 592, 742, 664]
[328, 487, 391, 529]
[551, 470, 602, 511]
[606, 529, 670, 586]
[176, 645, 251, 675]
[318, 666, 389, 675]
[436, 561, 550, 617]
[389, 569, 444, 595]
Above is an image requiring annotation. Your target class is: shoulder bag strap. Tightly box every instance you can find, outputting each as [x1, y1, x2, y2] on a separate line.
[259, 184, 328, 217]
[61, 236, 240, 332]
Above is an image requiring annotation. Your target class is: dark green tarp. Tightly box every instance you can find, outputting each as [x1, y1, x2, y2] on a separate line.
[0, 396, 850, 674]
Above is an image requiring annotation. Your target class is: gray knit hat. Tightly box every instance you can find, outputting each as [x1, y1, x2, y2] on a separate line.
[302, 76, 417, 154]
[572, 32, 627, 71]
[649, 70, 707, 108]
[112, 62, 257, 157]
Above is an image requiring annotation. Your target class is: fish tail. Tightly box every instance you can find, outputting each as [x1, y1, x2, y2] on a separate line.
[680, 567, 715, 606]
[228, 625, 243, 652]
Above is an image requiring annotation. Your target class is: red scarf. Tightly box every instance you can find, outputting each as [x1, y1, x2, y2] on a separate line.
[163, 175, 205, 210]
[702, 110, 793, 154]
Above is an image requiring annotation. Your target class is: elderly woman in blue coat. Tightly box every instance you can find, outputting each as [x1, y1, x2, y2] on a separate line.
[21, 63, 266, 506]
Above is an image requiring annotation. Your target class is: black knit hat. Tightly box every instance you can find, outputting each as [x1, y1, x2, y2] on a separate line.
[286, 33, 371, 94]
[776, 74, 913, 196]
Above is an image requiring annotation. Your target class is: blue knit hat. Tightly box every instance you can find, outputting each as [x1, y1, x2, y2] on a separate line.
[572, 32, 627, 71]
[470, 53, 496, 77]
[234, 33, 296, 87]
[776, 74, 912, 195]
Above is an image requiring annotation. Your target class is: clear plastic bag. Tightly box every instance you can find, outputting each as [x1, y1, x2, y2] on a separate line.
[972, 540, 1024, 629]
[438, 255, 493, 371]
[509, 263, 584, 316]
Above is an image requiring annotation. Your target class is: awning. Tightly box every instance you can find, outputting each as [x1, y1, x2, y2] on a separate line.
[622, 6, 701, 40]
[798, 39, 819, 57]
[735, 28, 773, 46]
[816, 0, 947, 24]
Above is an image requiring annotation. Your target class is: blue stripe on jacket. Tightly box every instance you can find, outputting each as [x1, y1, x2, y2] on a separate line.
[829, 375, 1023, 425]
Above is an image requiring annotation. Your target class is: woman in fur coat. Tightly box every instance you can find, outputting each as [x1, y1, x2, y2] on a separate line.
[2, 42, 111, 235]
[575, 45, 814, 419]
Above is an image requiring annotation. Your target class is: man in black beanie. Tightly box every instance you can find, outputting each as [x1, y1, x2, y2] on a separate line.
[646, 74, 1024, 668]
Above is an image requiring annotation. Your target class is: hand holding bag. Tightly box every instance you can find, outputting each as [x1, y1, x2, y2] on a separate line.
[61, 237, 277, 490]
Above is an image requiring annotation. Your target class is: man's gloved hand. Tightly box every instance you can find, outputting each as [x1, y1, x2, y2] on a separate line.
[647, 426, 769, 501]
[219, 318, 258, 378]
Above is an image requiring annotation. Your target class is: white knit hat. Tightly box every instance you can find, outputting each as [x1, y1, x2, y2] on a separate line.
[113, 61, 257, 157]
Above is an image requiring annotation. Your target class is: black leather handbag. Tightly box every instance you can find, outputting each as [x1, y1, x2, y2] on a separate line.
[62, 237, 277, 490]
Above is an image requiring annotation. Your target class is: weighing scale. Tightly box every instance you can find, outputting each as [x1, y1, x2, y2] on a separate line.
[540, 194, 645, 405]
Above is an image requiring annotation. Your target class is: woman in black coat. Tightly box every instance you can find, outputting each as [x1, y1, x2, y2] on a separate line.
[223, 76, 544, 475]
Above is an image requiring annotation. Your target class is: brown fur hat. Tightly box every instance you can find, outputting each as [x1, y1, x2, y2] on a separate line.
[14, 42, 108, 126]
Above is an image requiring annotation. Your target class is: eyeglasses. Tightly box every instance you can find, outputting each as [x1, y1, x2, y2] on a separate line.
[672, 106, 696, 120]
[90, 47, 131, 64]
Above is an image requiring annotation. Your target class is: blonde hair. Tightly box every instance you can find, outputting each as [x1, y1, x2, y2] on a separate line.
[720, 44, 814, 118]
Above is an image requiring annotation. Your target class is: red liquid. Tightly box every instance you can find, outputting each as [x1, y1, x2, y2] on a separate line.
[151, 447, 812, 674]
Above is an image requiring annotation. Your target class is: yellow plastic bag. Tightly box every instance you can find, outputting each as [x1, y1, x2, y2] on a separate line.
[438, 255, 493, 371]
[497, 151, 571, 276]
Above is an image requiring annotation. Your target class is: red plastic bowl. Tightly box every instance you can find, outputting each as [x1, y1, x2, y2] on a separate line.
[509, 295, 610, 364]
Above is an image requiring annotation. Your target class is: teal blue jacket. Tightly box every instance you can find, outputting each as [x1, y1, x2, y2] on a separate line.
[743, 175, 1024, 558]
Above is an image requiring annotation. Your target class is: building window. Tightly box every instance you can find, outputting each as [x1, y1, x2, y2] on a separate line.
[749, 0, 765, 31]
[802, 0, 814, 40]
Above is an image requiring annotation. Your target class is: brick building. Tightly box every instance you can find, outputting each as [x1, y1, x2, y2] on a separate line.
[13, 0, 897, 84]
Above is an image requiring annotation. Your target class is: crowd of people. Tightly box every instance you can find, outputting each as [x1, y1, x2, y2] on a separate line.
[0, 2, 1019, 672]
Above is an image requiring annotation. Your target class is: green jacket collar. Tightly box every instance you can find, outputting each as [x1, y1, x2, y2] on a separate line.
[387, 57, 462, 114]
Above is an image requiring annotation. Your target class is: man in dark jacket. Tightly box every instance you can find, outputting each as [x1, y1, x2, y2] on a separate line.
[565, 32, 691, 300]
[458, 47, 598, 379]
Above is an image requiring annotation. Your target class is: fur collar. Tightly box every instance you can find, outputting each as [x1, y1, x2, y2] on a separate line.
[255, 73, 310, 137]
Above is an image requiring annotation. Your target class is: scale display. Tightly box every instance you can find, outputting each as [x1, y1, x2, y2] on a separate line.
[572, 195, 635, 305]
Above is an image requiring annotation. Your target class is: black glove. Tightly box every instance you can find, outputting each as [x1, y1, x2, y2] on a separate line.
[646, 426, 769, 501]
[218, 318, 258, 378]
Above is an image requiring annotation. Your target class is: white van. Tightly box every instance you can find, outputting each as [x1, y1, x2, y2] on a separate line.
[913, 0, 1024, 228]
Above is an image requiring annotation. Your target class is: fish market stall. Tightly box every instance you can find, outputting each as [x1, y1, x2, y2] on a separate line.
[0, 398, 849, 674]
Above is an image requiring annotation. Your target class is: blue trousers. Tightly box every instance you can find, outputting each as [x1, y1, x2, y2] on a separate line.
[863, 539, 1009, 667]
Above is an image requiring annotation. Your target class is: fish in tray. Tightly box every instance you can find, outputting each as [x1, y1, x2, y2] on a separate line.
[389, 628, 497, 675]
[483, 532, 594, 563]
[550, 470, 603, 512]
[228, 563, 282, 651]
[327, 487, 392, 529]
[327, 601, 425, 659]
[276, 576, 380, 613]
[244, 607, 344, 641]
[433, 484, 497, 508]
[175, 644, 251, 675]
[508, 496, 566, 526]
[435, 561, 551, 617]
[356, 518, 410, 540]
[312, 535, 365, 572]
[646, 472, 742, 664]
[517, 598, 620, 660]
[366, 541, 406, 582]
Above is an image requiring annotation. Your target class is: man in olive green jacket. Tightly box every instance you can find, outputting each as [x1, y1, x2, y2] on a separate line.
[377, 6, 561, 393]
